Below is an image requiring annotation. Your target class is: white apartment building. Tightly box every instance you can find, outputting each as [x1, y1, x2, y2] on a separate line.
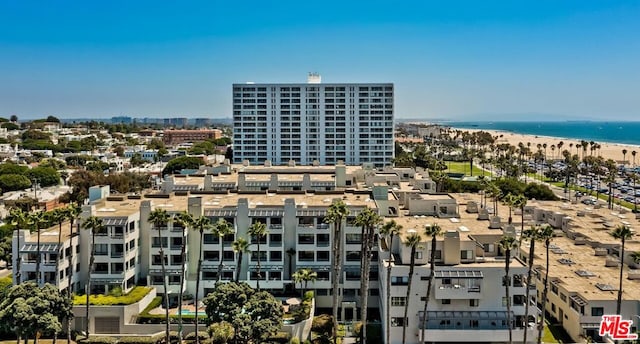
[232, 74, 394, 167]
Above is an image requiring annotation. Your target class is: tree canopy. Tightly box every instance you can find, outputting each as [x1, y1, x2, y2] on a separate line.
[203, 282, 283, 344]
[162, 156, 204, 176]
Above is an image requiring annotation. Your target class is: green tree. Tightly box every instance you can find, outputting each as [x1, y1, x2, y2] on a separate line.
[203, 282, 283, 344]
[81, 216, 106, 337]
[379, 220, 402, 344]
[232, 238, 249, 282]
[324, 200, 349, 344]
[420, 223, 443, 343]
[292, 268, 318, 297]
[162, 156, 204, 176]
[0, 282, 72, 344]
[354, 207, 381, 344]
[8, 208, 29, 281]
[63, 203, 81, 343]
[248, 222, 268, 291]
[45, 115, 60, 123]
[402, 233, 422, 344]
[0, 174, 32, 193]
[212, 219, 234, 282]
[0, 237, 12, 268]
[536, 225, 554, 344]
[129, 153, 147, 167]
[498, 235, 518, 344]
[148, 208, 171, 344]
[611, 225, 634, 315]
[522, 226, 539, 344]
[192, 215, 213, 343]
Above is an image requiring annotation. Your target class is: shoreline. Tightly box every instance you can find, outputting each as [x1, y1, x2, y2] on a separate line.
[451, 127, 640, 164]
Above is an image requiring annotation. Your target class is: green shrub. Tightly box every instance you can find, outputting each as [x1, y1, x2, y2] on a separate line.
[140, 296, 162, 314]
[263, 331, 291, 344]
[303, 291, 314, 300]
[117, 335, 162, 344]
[74, 286, 152, 305]
[185, 331, 209, 341]
[311, 314, 333, 336]
[288, 337, 300, 344]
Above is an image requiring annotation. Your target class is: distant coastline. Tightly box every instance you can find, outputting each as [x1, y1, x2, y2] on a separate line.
[437, 121, 640, 147]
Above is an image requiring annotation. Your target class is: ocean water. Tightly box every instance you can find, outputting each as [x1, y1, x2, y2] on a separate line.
[443, 121, 640, 146]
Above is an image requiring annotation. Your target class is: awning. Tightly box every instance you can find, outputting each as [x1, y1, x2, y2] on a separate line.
[211, 182, 236, 188]
[21, 243, 60, 253]
[434, 270, 483, 279]
[149, 269, 183, 275]
[296, 209, 327, 217]
[278, 181, 303, 187]
[205, 209, 238, 217]
[249, 209, 284, 217]
[92, 278, 124, 284]
[174, 185, 199, 191]
[102, 218, 128, 226]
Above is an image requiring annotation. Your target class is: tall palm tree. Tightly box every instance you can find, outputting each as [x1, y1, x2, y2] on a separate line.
[148, 208, 171, 344]
[354, 208, 382, 344]
[536, 225, 554, 344]
[49, 209, 66, 285]
[232, 237, 249, 282]
[420, 223, 443, 343]
[522, 226, 539, 344]
[30, 210, 46, 285]
[292, 268, 318, 296]
[632, 150, 637, 167]
[324, 200, 350, 344]
[81, 216, 106, 337]
[64, 203, 81, 344]
[622, 149, 628, 165]
[8, 208, 28, 283]
[212, 219, 234, 282]
[248, 221, 268, 291]
[514, 194, 528, 248]
[498, 235, 518, 344]
[191, 215, 213, 344]
[502, 193, 517, 225]
[611, 225, 634, 315]
[379, 220, 402, 344]
[402, 233, 422, 344]
[173, 211, 193, 344]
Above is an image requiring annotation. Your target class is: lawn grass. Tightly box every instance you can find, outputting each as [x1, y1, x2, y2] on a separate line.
[444, 161, 491, 177]
[542, 322, 574, 343]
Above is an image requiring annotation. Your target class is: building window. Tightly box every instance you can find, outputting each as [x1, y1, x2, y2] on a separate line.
[390, 317, 406, 327]
[469, 299, 479, 307]
[345, 271, 360, 281]
[298, 251, 314, 262]
[551, 285, 558, 294]
[591, 307, 604, 316]
[513, 295, 525, 306]
[391, 297, 406, 307]
[441, 299, 451, 305]
[415, 251, 423, 259]
[298, 234, 315, 245]
[346, 251, 361, 262]
[391, 276, 409, 285]
[269, 251, 282, 261]
[317, 251, 330, 261]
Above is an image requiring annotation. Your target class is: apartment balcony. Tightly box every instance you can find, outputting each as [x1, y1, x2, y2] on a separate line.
[434, 284, 482, 299]
[416, 311, 535, 342]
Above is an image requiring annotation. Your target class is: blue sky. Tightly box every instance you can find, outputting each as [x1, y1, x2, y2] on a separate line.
[1, 1, 639, 120]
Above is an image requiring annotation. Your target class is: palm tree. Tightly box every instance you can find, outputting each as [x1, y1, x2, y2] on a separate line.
[402, 233, 422, 344]
[420, 223, 443, 343]
[632, 150, 637, 167]
[64, 203, 81, 344]
[611, 225, 634, 315]
[212, 219, 234, 282]
[379, 220, 402, 344]
[522, 226, 539, 344]
[536, 225, 554, 344]
[148, 208, 171, 344]
[173, 211, 193, 344]
[292, 268, 318, 296]
[499, 235, 518, 344]
[28, 210, 47, 285]
[232, 237, 249, 282]
[324, 200, 350, 344]
[514, 194, 528, 248]
[81, 216, 106, 337]
[354, 208, 382, 344]
[502, 193, 517, 225]
[8, 208, 28, 283]
[191, 215, 213, 344]
[49, 209, 66, 285]
[623, 149, 628, 165]
[248, 221, 268, 291]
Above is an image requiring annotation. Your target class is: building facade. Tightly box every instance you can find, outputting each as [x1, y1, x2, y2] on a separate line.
[232, 77, 394, 167]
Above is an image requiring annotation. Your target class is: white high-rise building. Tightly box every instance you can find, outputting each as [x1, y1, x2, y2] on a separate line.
[232, 74, 394, 167]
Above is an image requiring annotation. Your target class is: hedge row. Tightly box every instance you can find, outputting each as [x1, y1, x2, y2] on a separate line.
[74, 287, 152, 306]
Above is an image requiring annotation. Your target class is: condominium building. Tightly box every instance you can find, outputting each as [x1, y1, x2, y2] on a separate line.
[162, 129, 222, 145]
[232, 74, 394, 167]
[13, 163, 638, 342]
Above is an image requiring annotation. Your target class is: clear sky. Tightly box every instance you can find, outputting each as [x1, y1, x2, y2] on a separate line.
[1, 1, 639, 120]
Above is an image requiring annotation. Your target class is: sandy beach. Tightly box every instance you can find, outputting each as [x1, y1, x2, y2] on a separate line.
[453, 128, 640, 166]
